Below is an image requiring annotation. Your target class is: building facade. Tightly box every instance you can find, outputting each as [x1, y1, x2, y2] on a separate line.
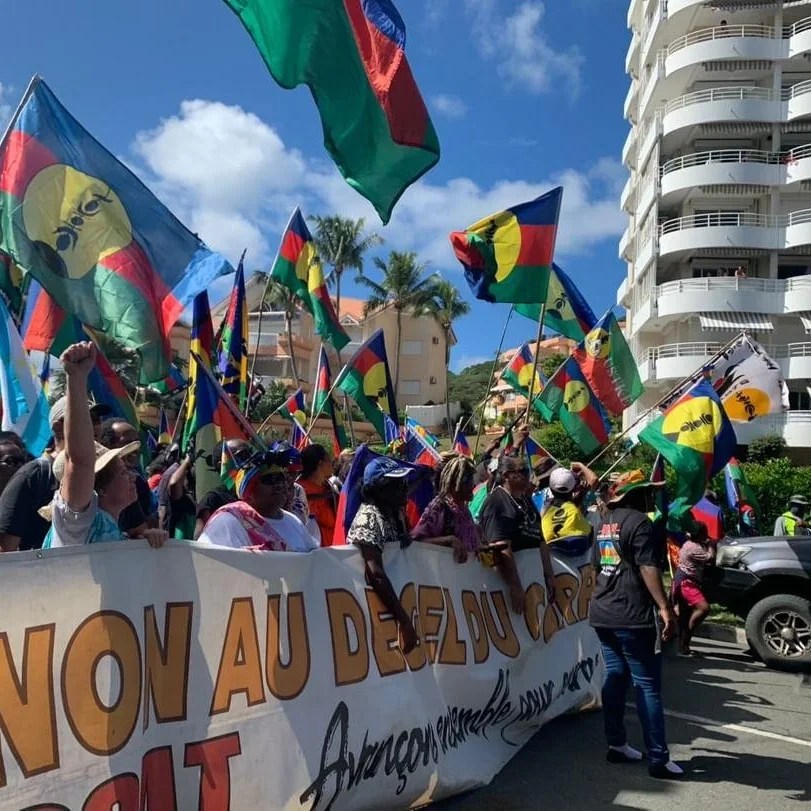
[620, 0, 811, 457]
[206, 279, 453, 407]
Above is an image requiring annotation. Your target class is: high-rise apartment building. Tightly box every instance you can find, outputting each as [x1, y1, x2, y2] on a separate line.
[620, 0, 811, 459]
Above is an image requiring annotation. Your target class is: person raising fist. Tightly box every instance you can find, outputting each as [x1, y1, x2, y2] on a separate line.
[43, 342, 167, 550]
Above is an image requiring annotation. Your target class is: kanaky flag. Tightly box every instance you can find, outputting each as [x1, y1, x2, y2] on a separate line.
[501, 342, 551, 420]
[290, 419, 311, 451]
[450, 187, 562, 304]
[314, 345, 349, 456]
[0, 78, 231, 382]
[336, 329, 398, 441]
[217, 255, 249, 411]
[572, 311, 643, 417]
[158, 408, 171, 445]
[452, 427, 472, 458]
[537, 356, 610, 455]
[402, 423, 442, 468]
[640, 380, 737, 517]
[515, 263, 596, 342]
[182, 291, 215, 451]
[271, 207, 349, 351]
[522, 435, 556, 476]
[279, 388, 307, 428]
[224, 1, 439, 224]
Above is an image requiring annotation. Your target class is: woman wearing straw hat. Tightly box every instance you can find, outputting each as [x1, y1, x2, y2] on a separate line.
[589, 470, 682, 780]
[43, 342, 167, 549]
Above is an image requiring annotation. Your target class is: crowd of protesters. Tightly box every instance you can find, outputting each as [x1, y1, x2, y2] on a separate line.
[0, 340, 742, 780]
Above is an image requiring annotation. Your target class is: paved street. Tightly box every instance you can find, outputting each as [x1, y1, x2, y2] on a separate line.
[438, 638, 811, 810]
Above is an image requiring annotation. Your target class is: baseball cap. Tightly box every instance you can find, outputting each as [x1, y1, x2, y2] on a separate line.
[549, 468, 577, 494]
[49, 397, 113, 428]
[52, 441, 141, 483]
[363, 457, 411, 487]
[789, 494, 809, 507]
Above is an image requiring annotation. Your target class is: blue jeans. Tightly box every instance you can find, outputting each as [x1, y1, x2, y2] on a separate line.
[595, 627, 670, 766]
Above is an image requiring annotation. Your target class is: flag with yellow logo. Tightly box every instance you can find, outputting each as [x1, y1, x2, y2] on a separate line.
[450, 187, 562, 304]
[0, 78, 231, 383]
[640, 380, 737, 516]
[270, 207, 349, 351]
[335, 329, 398, 441]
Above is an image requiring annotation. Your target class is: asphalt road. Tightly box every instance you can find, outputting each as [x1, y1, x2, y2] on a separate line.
[438, 638, 811, 810]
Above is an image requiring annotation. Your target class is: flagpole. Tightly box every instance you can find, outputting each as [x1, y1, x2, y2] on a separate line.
[521, 302, 548, 426]
[473, 305, 514, 457]
[598, 448, 633, 482]
[191, 351, 267, 449]
[300, 371, 348, 443]
[585, 331, 745, 469]
[169, 389, 188, 445]
[0, 75, 39, 154]
[255, 389, 302, 437]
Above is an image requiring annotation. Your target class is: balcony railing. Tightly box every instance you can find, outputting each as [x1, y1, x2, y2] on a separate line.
[660, 148, 782, 175]
[659, 211, 777, 234]
[663, 86, 775, 115]
[666, 24, 775, 58]
[657, 276, 784, 297]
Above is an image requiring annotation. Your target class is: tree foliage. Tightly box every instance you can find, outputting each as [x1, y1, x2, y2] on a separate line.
[447, 360, 494, 414]
[533, 422, 586, 466]
[250, 380, 288, 423]
[746, 434, 788, 464]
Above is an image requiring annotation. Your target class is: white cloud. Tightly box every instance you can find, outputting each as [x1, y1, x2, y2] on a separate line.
[0, 83, 13, 133]
[425, 0, 450, 26]
[130, 98, 623, 274]
[464, 0, 583, 97]
[431, 94, 469, 119]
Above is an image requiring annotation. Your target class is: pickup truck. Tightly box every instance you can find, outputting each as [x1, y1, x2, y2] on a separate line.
[709, 535, 811, 671]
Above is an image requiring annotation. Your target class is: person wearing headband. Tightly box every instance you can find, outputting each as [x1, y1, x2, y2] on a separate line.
[198, 448, 318, 552]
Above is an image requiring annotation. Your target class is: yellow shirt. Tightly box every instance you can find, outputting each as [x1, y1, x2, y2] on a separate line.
[542, 499, 592, 543]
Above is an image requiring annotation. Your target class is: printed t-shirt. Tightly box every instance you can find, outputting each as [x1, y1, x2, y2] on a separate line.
[479, 487, 542, 552]
[541, 498, 592, 543]
[347, 503, 410, 552]
[588, 507, 662, 629]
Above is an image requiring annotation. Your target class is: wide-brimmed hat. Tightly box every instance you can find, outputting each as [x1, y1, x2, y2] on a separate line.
[789, 494, 809, 507]
[52, 441, 141, 483]
[606, 469, 665, 506]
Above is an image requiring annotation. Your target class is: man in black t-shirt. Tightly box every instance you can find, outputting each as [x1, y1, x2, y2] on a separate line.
[588, 470, 681, 780]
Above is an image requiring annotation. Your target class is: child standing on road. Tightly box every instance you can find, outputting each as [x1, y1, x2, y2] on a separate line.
[672, 522, 715, 656]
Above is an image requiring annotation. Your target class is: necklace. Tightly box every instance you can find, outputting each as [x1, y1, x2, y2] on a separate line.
[497, 485, 524, 512]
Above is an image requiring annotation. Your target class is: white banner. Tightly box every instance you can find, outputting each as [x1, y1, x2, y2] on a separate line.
[0, 542, 602, 810]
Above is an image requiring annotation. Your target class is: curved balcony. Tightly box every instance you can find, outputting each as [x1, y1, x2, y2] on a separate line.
[786, 208, 811, 251]
[639, 342, 811, 384]
[788, 17, 811, 60]
[662, 87, 782, 137]
[785, 274, 811, 313]
[660, 150, 783, 199]
[655, 277, 785, 320]
[665, 25, 783, 76]
[658, 212, 781, 259]
[666, 0, 708, 18]
[786, 80, 811, 121]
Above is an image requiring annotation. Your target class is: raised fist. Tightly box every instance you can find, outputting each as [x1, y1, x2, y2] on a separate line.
[60, 342, 97, 378]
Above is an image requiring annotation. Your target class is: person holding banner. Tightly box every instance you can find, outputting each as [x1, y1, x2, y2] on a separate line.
[43, 342, 168, 550]
[199, 447, 318, 552]
[347, 457, 419, 654]
[479, 455, 556, 615]
[411, 455, 480, 563]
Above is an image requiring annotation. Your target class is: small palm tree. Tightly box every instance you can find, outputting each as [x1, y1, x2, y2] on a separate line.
[309, 215, 382, 322]
[356, 251, 439, 394]
[425, 280, 471, 433]
[253, 272, 302, 386]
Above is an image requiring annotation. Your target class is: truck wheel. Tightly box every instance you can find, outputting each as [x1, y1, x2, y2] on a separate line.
[745, 594, 811, 671]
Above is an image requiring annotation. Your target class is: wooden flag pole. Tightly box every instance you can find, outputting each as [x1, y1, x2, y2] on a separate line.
[585, 331, 745, 469]
[473, 305, 514, 457]
[170, 388, 188, 445]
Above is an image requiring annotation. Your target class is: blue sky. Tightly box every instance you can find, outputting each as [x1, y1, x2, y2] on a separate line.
[1, 0, 629, 373]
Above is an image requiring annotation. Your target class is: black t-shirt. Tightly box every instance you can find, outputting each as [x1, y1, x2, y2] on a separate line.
[119, 475, 154, 534]
[0, 458, 56, 550]
[196, 486, 237, 519]
[588, 507, 663, 629]
[480, 486, 542, 552]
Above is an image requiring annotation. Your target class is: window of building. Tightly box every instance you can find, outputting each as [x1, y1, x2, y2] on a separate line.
[692, 262, 749, 278]
[401, 340, 423, 356]
[789, 390, 811, 410]
[400, 380, 421, 396]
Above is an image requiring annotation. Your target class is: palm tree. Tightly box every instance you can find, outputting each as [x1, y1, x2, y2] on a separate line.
[425, 280, 471, 433]
[253, 272, 302, 386]
[356, 251, 440, 394]
[309, 216, 382, 321]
